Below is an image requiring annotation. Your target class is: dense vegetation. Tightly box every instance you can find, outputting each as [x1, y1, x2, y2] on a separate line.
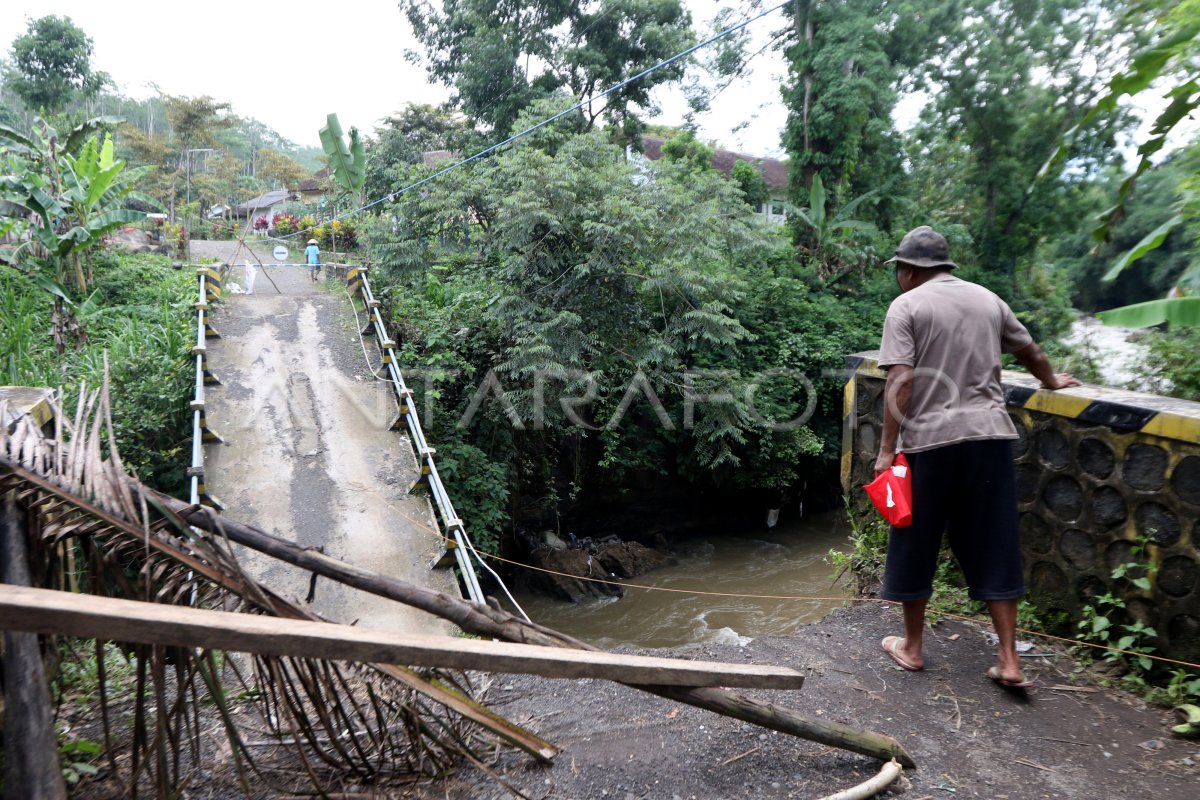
[3, 3, 1199, 541]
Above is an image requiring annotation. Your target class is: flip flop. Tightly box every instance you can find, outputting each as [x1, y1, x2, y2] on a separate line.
[987, 665, 1035, 688]
[881, 636, 922, 671]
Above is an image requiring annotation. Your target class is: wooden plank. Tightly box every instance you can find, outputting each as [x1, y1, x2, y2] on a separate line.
[0, 586, 805, 690]
[146, 488, 914, 768]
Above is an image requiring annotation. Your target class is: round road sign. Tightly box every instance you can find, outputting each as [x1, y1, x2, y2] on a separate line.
[273, 245, 288, 262]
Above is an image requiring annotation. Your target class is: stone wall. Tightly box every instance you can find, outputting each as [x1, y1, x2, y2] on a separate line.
[841, 351, 1200, 664]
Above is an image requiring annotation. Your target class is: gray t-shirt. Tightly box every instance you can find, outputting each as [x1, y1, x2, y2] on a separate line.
[878, 274, 1032, 452]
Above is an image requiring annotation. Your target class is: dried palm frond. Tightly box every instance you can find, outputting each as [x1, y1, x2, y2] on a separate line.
[0, 374, 520, 797]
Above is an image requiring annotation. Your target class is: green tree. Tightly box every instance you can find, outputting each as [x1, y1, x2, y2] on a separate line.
[365, 119, 861, 536]
[5, 15, 109, 116]
[255, 149, 309, 190]
[909, 0, 1129, 289]
[782, 0, 941, 219]
[731, 159, 768, 210]
[660, 129, 713, 171]
[364, 104, 479, 204]
[402, 0, 694, 135]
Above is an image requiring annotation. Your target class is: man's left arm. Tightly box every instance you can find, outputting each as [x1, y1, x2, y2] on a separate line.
[876, 364, 913, 474]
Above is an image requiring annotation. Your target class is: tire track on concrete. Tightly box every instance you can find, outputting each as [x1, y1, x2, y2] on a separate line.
[201, 255, 457, 636]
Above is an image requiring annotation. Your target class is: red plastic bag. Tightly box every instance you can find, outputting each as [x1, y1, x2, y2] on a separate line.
[864, 452, 913, 528]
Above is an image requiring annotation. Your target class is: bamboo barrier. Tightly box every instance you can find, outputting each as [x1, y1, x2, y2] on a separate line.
[150, 489, 917, 769]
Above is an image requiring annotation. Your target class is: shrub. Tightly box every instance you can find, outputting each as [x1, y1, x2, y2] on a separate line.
[253, 214, 268, 231]
[272, 212, 299, 237]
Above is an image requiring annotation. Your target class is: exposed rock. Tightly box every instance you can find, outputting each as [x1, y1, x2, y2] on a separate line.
[527, 539, 671, 603]
[110, 228, 168, 254]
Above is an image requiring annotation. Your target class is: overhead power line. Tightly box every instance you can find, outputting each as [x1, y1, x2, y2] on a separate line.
[277, 0, 796, 240]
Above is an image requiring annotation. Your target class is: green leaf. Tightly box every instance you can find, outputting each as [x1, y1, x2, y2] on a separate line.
[63, 116, 123, 156]
[1102, 216, 1184, 281]
[1132, 577, 1152, 591]
[808, 173, 826, 232]
[319, 113, 365, 194]
[1097, 297, 1200, 329]
[1092, 616, 1112, 633]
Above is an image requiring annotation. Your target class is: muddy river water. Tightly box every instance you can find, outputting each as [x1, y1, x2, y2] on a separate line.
[513, 511, 853, 649]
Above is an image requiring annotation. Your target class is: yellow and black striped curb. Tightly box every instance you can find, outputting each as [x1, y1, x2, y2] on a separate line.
[197, 267, 222, 302]
[346, 266, 366, 296]
[844, 351, 1200, 446]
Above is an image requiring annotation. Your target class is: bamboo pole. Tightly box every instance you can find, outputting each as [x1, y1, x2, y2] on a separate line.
[151, 490, 916, 768]
[1, 491, 67, 800]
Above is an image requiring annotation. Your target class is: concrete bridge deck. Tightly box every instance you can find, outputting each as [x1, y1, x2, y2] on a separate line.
[201, 254, 456, 635]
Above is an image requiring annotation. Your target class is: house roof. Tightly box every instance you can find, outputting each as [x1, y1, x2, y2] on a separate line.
[640, 135, 789, 192]
[295, 167, 330, 194]
[235, 190, 292, 213]
[423, 150, 458, 168]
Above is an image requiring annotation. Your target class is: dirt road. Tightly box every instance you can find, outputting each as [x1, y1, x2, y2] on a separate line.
[443, 602, 1200, 800]
[199, 244, 457, 635]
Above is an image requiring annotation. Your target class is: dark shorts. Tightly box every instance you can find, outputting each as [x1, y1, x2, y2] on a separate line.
[881, 439, 1025, 602]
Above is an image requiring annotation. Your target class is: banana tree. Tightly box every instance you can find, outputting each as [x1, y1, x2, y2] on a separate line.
[318, 112, 365, 203]
[317, 113, 366, 254]
[788, 173, 879, 278]
[0, 116, 157, 350]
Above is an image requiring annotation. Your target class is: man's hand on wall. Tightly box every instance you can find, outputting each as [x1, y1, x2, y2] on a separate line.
[1042, 373, 1081, 390]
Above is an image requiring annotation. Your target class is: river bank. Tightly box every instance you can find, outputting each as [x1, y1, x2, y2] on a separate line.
[437, 601, 1198, 800]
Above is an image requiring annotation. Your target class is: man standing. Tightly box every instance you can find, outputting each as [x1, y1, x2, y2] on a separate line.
[874, 226, 1079, 688]
[305, 238, 321, 282]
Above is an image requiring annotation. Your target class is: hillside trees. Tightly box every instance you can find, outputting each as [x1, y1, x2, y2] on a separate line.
[782, 0, 941, 212]
[401, 0, 694, 136]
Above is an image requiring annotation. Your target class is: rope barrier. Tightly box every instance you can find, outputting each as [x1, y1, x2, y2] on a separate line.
[425, 534, 1200, 671]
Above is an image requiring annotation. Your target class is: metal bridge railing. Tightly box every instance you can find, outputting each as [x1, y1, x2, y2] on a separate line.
[188, 267, 224, 509]
[344, 266, 503, 611]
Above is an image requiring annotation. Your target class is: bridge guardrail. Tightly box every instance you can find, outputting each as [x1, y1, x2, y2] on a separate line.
[344, 266, 503, 611]
[188, 267, 224, 509]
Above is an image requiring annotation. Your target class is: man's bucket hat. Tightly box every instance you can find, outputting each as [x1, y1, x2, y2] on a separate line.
[308, 239, 318, 245]
[884, 226, 958, 269]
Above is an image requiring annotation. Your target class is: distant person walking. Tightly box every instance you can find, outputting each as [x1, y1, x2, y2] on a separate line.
[873, 226, 1079, 689]
[305, 238, 321, 282]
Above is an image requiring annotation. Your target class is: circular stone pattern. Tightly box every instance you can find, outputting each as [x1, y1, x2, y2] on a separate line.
[1079, 438, 1115, 479]
[1135, 502, 1181, 547]
[1037, 427, 1071, 470]
[1105, 539, 1140, 573]
[1009, 414, 1030, 458]
[1016, 464, 1042, 503]
[1042, 475, 1083, 521]
[1060, 529, 1097, 571]
[1076, 575, 1108, 604]
[1167, 614, 1200, 661]
[1020, 513, 1053, 555]
[1092, 486, 1127, 529]
[1173, 455, 1200, 507]
[1159, 555, 1198, 598]
[859, 423, 878, 455]
[857, 385, 876, 417]
[1123, 443, 1168, 491]
[1029, 561, 1069, 605]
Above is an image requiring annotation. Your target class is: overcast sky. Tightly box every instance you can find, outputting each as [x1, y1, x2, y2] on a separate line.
[3, 2, 1188, 164]
[0, 0, 797, 157]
